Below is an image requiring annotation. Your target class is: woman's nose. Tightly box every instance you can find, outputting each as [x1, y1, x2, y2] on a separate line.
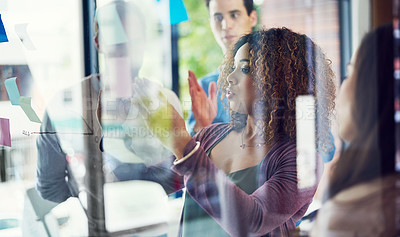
[227, 73, 235, 85]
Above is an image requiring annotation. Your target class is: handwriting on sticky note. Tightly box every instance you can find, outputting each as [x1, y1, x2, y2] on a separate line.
[96, 4, 128, 46]
[4, 77, 20, 105]
[0, 118, 11, 147]
[0, 14, 8, 43]
[19, 97, 41, 123]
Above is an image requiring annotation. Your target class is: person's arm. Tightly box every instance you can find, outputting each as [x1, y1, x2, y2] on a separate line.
[171, 140, 316, 236]
[103, 152, 184, 195]
[36, 112, 75, 203]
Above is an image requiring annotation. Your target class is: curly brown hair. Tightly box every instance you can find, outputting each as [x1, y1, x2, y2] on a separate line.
[218, 27, 336, 155]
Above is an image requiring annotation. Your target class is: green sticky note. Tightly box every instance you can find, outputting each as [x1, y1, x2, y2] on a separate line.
[19, 96, 41, 123]
[96, 3, 129, 45]
[4, 77, 20, 105]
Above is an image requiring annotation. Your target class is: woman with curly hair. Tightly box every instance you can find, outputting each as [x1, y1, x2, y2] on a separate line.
[122, 27, 336, 236]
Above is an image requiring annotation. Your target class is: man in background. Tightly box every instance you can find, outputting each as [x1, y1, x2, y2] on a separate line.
[187, 0, 257, 135]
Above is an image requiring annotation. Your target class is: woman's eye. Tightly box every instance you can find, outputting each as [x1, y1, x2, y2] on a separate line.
[241, 67, 249, 74]
[231, 66, 236, 72]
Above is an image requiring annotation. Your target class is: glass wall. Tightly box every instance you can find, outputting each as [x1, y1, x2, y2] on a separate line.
[0, 0, 83, 236]
[0, 0, 398, 236]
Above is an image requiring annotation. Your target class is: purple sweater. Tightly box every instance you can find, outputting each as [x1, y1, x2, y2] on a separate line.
[109, 123, 318, 236]
[171, 123, 318, 236]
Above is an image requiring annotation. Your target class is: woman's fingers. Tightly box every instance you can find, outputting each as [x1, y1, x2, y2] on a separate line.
[188, 70, 201, 91]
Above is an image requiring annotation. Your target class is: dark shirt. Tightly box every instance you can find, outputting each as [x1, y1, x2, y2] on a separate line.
[172, 123, 319, 236]
[182, 164, 260, 237]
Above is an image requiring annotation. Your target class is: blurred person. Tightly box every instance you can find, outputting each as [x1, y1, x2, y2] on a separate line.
[130, 27, 336, 236]
[35, 0, 175, 203]
[310, 23, 400, 236]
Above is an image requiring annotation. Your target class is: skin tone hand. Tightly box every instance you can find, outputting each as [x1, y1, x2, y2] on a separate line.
[188, 70, 218, 133]
[167, 103, 192, 159]
[133, 78, 192, 159]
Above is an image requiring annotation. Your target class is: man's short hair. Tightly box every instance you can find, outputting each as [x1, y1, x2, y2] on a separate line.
[204, 0, 254, 16]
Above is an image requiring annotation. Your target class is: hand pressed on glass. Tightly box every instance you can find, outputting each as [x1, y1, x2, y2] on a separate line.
[188, 70, 218, 132]
[132, 77, 191, 159]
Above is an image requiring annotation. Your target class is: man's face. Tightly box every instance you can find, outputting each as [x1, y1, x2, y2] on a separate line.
[208, 0, 257, 53]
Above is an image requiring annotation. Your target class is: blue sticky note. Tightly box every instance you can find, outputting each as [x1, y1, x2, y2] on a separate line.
[96, 3, 129, 46]
[4, 77, 20, 105]
[19, 97, 41, 123]
[170, 0, 189, 25]
[0, 14, 8, 43]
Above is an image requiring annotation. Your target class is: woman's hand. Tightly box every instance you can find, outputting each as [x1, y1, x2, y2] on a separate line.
[188, 70, 218, 133]
[133, 78, 192, 158]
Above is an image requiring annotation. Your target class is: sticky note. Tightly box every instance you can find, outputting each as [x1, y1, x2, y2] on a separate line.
[15, 23, 36, 50]
[4, 77, 20, 105]
[0, 118, 11, 147]
[170, 0, 188, 25]
[0, 14, 8, 43]
[96, 3, 128, 45]
[19, 97, 41, 123]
